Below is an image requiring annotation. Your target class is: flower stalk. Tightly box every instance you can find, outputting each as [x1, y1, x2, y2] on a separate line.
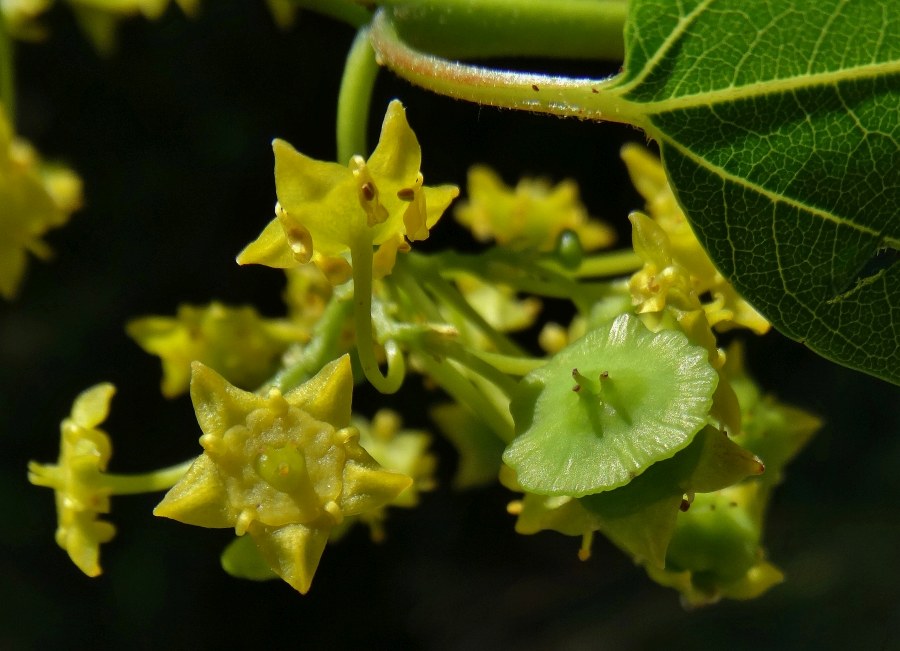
[336, 26, 379, 165]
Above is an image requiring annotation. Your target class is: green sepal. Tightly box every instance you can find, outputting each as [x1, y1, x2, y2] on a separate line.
[220, 535, 278, 582]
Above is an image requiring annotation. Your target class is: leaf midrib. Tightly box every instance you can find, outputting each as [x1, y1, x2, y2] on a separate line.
[619, 58, 900, 114]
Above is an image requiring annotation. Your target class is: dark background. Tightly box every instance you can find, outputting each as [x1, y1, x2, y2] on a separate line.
[2, 3, 899, 649]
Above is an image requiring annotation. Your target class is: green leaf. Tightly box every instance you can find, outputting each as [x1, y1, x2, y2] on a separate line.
[611, 0, 900, 384]
[504, 313, 718, 497]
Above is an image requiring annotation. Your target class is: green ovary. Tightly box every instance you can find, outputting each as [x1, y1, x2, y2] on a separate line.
[254, 445, 319, 514]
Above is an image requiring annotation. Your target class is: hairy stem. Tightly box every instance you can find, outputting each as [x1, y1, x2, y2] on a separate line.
[370, 9, 643, 126]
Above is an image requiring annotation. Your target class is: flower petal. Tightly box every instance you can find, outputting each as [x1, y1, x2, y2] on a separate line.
[70, 383, 116, 430]
[283, 355, 354, 428]
[189, 363, 261, 439]
[153, 454, 233, 528]
[236, 215, 297, 268]
[250, 522, 330, 594]
[366, 101, 422, 189]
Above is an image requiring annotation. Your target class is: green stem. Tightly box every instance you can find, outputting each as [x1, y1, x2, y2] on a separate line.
[566, 249, 642, 279]
[290, 0, 371, 29]
[414, 353, 514, 443]
[369, 9, 644, 127]
[391, 259, 445, 323]
[336, 27, 380, 164]
[379, 0, 626, 61]
[351, 240, 405, 393]
[442, 343, 519, 397]
[269, 288, 354, 393]
[103, 460, 193, 495]
[399, 253, 524, 356]
[435, 249, 603, 303]
[0, 10, 14, 120]
[468, 349, 545, 377]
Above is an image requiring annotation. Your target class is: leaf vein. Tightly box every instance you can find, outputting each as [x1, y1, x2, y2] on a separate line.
[662, 135, 881, 236]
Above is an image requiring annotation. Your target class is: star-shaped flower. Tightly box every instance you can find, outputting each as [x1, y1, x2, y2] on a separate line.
[28, 383, 117, 577]
[237, 100, 458, 282]
[621, 144, 770, 334]
[127, 301, 306, 398]
[154, 355, 412, 593]
[454, 165, 615, 252]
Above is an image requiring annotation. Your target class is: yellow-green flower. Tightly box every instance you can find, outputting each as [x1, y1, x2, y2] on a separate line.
[3, 0, 198, 50]
[621, 144, 769, 334]
[27, 383, 117, 577]
[454, 165, 615, 252]
[265, 0, 297, 29]
[506, 490, 599, 561]
[70, 0, 199, 54]
[1, 0, 53, 39]
[0, 104, 83, 299]
[154, 356, 412, 593]
[282, 263, 332, 324]
[127, 301, 306, 398]
[238, 100, 458, 282]
[628, 211, 698, 315]
[453, 272, 541, 343]
[645, 482, 785, 607]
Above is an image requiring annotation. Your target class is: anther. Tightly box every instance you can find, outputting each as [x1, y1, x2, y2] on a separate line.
[361, 182, 376, 202]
